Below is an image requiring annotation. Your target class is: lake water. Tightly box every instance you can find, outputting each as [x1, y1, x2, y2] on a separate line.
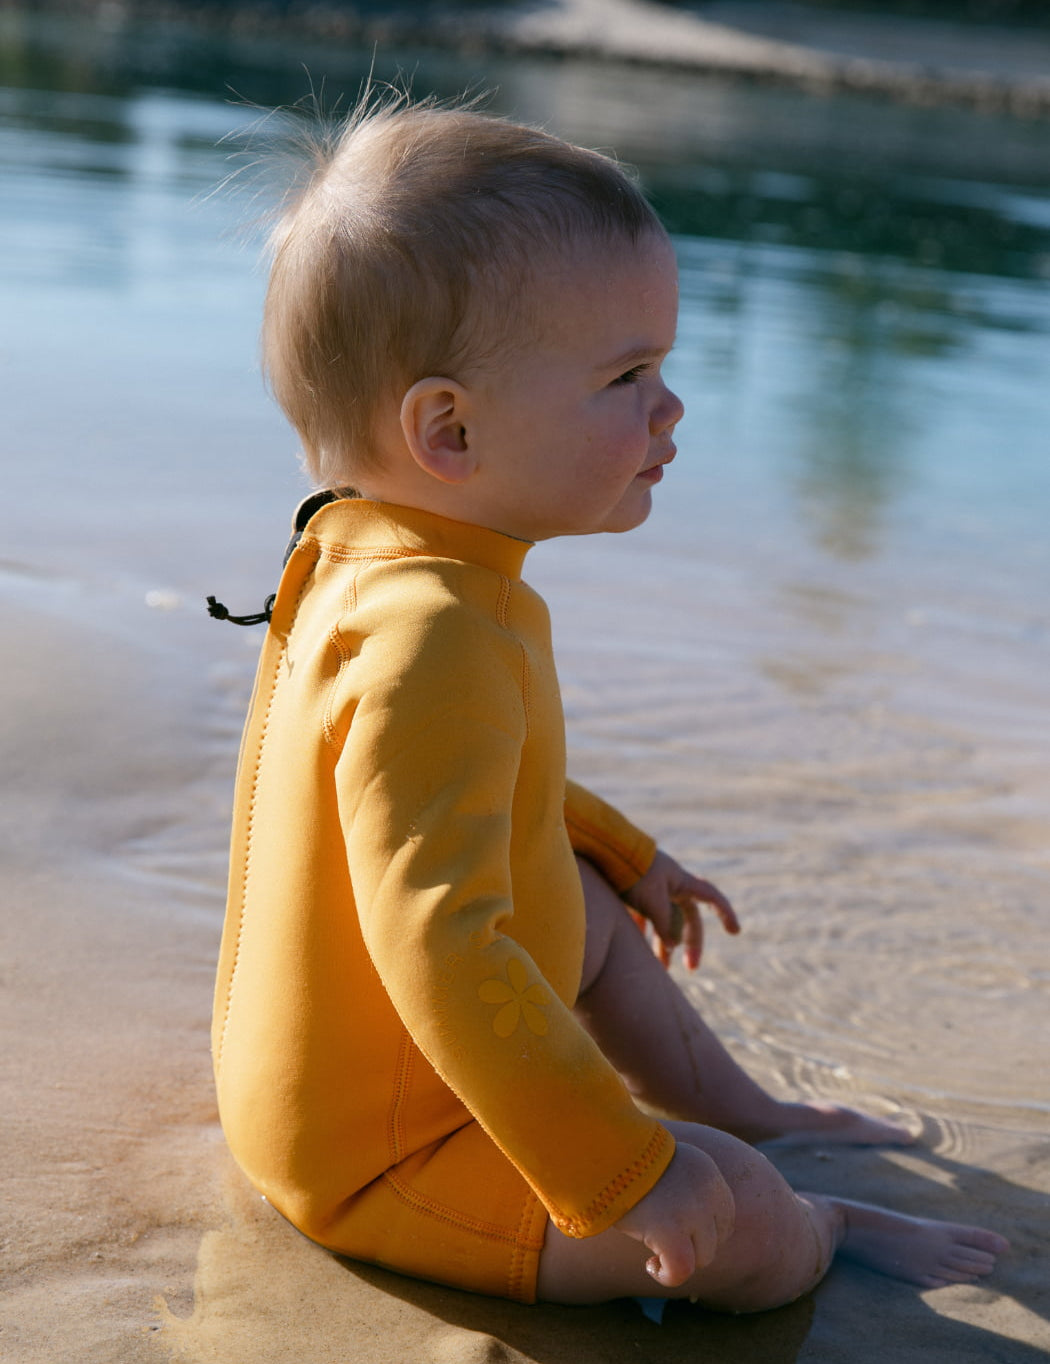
[2, 8, 1047, 1124]
[4, 11, 1050, 1361]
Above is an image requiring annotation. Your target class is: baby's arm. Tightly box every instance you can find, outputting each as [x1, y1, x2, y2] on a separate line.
[564, 779, 656, 890]
[613, 1144, 736, 1287]
[339, 596, 674, 1239]
[623, 849, 739, 971]
[562, 782, 738, 971]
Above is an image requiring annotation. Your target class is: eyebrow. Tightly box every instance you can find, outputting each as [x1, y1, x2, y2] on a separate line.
[599, 342, 672, 373]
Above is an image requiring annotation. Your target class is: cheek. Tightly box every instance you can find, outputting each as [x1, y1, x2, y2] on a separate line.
[610, 413, 650, 467]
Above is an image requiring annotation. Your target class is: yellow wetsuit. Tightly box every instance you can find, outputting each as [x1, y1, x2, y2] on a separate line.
[212, 498, 674, 1301]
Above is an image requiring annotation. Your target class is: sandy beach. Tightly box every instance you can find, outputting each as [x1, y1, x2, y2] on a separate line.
[3, 512, 1047, 1362]
[2, 3, 1049, 1360]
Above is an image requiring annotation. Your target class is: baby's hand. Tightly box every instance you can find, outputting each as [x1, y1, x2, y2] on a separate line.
[623, 849, 739, 971]
[614, 1145, 736, 1289]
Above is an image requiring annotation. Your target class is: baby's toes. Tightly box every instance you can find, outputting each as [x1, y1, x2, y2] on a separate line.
[944, 1248, 997, 1277]
[917, 1272, 953, 1290]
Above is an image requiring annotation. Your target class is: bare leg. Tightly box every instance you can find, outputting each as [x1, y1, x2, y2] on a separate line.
[539, 1121, 837, 1311]
[574, 856, 915, 1146]
[537, 1119, 1009, 1310]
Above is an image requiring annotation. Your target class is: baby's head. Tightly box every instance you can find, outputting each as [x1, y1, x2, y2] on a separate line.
[262, 98, 669, 490]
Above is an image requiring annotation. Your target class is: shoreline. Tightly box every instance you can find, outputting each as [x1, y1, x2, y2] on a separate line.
[15, 0, 1050, 117]
[3, 553, 1046, 1364]
[2, 18, 1048, 1359]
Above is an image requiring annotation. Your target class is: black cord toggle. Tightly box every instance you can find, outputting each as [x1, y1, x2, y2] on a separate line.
[206, 593, 276, 626]
[205, 487, 356, 629]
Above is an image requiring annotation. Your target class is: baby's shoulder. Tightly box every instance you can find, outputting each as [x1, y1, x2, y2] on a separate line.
[353, 553, 528, 639]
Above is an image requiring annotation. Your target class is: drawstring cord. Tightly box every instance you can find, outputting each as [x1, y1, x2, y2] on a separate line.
[205, 487, 356, 628]
[206, 593, 276, 626]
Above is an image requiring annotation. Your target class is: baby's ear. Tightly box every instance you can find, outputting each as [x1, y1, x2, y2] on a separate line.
[400, 378, 478, 485]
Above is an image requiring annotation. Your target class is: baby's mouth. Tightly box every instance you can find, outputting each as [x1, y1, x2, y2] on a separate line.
[643, 444, 676, 477]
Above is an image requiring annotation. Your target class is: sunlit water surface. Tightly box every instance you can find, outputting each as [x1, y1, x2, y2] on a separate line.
[2, 10, 1047, 1128]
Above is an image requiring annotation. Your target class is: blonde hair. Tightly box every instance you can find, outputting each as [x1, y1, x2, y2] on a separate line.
[261, 96, 664, 486]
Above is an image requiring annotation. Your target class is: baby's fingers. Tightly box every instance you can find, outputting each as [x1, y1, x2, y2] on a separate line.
[683, 877, 740, 937]
[641, 1228, 697, 1289]
[654, 901, 692, 969]
[678, 900, 704, 971]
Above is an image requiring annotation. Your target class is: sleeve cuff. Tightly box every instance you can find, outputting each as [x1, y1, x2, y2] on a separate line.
[547, 1124, 675, 1238]
[564, 779, 657, 894]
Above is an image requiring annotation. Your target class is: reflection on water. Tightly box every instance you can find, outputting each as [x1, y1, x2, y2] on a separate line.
[4, 20, 1048, 1351]
[1, 7, 1047, 583]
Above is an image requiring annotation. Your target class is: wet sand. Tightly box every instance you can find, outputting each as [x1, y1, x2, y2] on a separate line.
[2, 5, 1048, 1359]
[2, 510, 1047, 1362]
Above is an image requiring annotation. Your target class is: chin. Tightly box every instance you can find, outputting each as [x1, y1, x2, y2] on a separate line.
[550, 491, 654, 538]
[599, 495, 653, 535]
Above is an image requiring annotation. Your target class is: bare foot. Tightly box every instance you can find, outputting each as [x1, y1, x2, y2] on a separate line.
[758, 1101, 918, 1148]
[816, 1197, 1010, 1289]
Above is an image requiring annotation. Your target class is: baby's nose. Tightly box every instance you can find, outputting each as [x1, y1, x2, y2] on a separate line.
[653, 383, 684, 432]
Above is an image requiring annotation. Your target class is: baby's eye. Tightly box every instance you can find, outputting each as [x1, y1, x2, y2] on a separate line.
[612, 364, 648, 386]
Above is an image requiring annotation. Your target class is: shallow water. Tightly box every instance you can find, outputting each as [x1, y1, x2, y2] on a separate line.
[2, 5, 1047, 1131]
[3, 12, 1049, 1363]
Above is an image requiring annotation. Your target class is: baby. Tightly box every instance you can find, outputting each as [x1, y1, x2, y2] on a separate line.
[212, 97, 1007, 1310]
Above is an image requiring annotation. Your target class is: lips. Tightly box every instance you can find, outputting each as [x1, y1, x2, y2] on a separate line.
[640, 444, 676, 480]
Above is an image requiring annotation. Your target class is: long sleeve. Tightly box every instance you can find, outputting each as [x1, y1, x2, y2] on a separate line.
[564, 779, 656, 893]
[333, 561, 672, 1238]
[214, 500, 674, 1251]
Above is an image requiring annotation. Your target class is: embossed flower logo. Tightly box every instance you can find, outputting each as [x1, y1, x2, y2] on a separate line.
[478, 957, 549, 1038]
